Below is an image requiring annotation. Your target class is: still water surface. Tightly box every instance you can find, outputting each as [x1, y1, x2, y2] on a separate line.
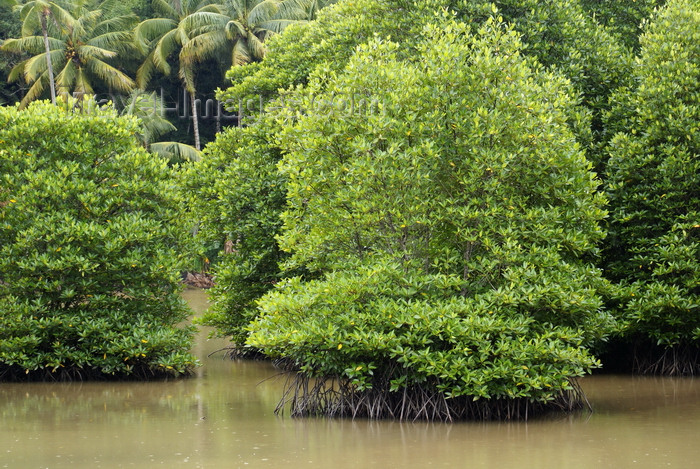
[1, 289, 699, 469]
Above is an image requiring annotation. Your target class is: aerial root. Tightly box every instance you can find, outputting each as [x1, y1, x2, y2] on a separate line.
[0, 364, 188, 382]
[274, 373, 589, 422]
[634, 344, 700, 376]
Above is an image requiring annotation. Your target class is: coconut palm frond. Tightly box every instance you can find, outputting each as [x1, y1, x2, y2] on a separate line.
[149, 141, 201, 161]
[71, 66, 94, 98]
[0, 36, 38, 54]
[153, 0, 179, 18]
[77, 44, 117, 60]
[231, 37, 251, 66]
[181, 11, 228, 32]
[74, 8, 102, 33]
[50, 2, 79, 34]
[19, 1, 75, 37]
[136, 49, 160, 88]
[134, 18, 178, 52]
[96, 13, 139, 34]
[142, 115, 177, 145]
[191, 0, 220, 11]
[247, 0, 281, 26]
[0, 35, 63, 54]
[121, 90, 177, 144]
[306, 0, 323, 20]
[152, 29, 181, 74]
[176, 25, 191, 48]
[89, 30, 133, 51]
[54, 57, 77, 92]
[181, 29, 227, 64]
[246, 30, 266, 61]
[223, 0, 245, 17]
[87, 58, 135, 92]
[178, 60, 196, 93]
[7, 60, 27, 83]
[24, 48, 64, 81]
[273, 0, 313, 21]
[199, 3, 225, 14]
[20, 73, 49, 107]
[18, 6, 41, 36]
[224, 19, 247, 39]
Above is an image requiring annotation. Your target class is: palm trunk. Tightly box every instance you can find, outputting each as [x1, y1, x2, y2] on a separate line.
[40, 10, 56, 105]
[216, 100, 221, 134]
[190, 91, 200, 150]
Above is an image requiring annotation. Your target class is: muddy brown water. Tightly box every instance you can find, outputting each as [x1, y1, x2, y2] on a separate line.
[1, 289, 699, 468]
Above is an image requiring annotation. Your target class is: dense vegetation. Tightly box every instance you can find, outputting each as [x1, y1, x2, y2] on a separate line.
[182, 121, 295, 348]
[0, 0, 698, 417]
[244, 19, 611, 420]
[0, 99, 197, 380]
[602, 0, 699, 375]
[190, 0, 698, 418]
[0, 0, 325, 152]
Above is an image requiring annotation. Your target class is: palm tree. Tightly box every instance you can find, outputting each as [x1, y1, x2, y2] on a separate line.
[8, 0, 75, 105]
[121, 88, 201, 161]
[133, 0, 219, 150]
[134, 0, 314, 149]
[181, 0, 313, 68]
[2, 2, 136, 108]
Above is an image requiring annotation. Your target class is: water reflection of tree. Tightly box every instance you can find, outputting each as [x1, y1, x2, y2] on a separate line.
[0, 381, 201, 426]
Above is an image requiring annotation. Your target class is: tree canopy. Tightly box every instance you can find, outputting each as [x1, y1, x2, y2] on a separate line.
[0, 99, 197, 380]
[239, 18, 612, 420]
[2, 0, 137, 107]
[603, 0, 700, 374]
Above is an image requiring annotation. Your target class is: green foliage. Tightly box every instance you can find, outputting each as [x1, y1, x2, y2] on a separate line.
[252, 265, 598, 403]
[480, 0, 633, 151]
[180, 0, 314, 68]
[579, 0, 662, 51]
[183, 122, 296, 346]
[219, 0, 433, 106]
[0, 99, 197, 380]
[247, 19, 611, 412]
[220, 0, 630, 153]
[0, 2, 23, 105]
[604, 0, 699, 354]
[209, 0, 627, 350]
[1, 0, 137, 107]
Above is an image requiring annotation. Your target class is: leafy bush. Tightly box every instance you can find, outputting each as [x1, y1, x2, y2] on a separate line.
[456, 0, 633, 148]
[0, 99, 197, 380]
[603, 0, 699, 374]
[206, 0, 629, 346]
[247, 19, 612, 420]
[219, 0, 434, 108]
[579, 0, 662, 51]
[182, 122, 300, 348]
[221, 0, 631, 155]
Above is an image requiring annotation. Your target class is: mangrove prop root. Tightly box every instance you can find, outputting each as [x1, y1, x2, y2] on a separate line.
[633, 344, 700, 376]
[0, 364, 188, 382]
[274, 373, 589, 422]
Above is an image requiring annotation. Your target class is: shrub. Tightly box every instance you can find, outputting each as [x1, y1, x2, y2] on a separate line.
[603, 0, 700, 374]
[206, 0, 629, 345]
[579, 0, 662, 51]
[182, 122, 301, 349]
[221, 0, 631, 156]
[0, 99, 197, 380]
[247, 19, 612, 420]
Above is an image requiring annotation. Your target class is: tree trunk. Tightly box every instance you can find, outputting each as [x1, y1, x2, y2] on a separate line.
[216, 100, 221, 134]
[190, 91, 200, 150]
[40, 10, 56, 105]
